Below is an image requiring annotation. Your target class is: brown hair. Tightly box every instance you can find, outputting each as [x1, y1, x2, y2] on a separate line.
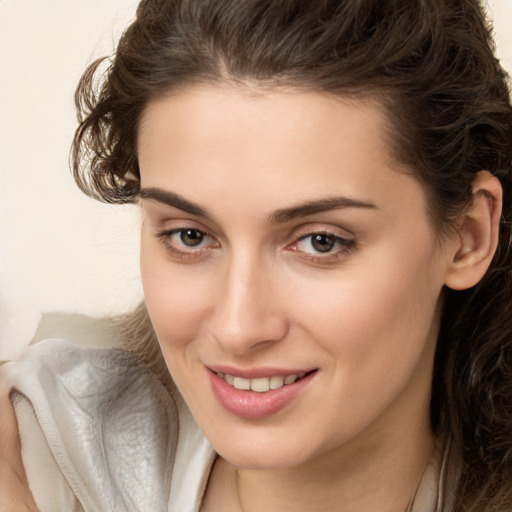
[72, 1, 512, 509]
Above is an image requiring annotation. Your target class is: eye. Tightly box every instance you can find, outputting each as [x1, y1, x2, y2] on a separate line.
[291, 231, 355, 258]
[178, 228, 207, 247]
[300, 233, 338, 253]
[155, 227, 218, 259]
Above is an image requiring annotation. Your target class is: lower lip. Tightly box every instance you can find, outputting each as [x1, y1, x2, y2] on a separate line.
[208, 370, 316, 420]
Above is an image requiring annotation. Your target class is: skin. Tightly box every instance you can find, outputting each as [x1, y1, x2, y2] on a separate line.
[137, 85, 500, 511]
[0, 86, 501, 511]
[0, 384, 39, 512]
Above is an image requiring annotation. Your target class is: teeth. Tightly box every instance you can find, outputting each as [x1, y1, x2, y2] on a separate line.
[217, 372, 306, 393]
[251, 378, 270, 392]
[233, 377, 251, 390]
[269, 375, 284, 389]
[284, 374, 298, 385]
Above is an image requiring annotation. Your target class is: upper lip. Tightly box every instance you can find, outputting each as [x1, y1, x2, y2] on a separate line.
[206, 365, 317, 379]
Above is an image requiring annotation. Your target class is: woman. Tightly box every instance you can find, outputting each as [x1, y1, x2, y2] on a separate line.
[1, 0, 512, 510]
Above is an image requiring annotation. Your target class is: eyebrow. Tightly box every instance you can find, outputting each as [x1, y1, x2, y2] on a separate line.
[139, 188, 213, 220]
[269, 196, 377, 223]
[139, 187, 377, 223]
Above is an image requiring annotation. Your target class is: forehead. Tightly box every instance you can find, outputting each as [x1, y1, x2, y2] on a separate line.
[137, 85, 423, 221]
[138, 86, 389, 155]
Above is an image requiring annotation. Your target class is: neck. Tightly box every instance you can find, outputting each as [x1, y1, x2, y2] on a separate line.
[204, 415, 435, 512]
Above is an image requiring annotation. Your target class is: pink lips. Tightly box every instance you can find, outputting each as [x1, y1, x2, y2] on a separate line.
[207, 368, 317, 420]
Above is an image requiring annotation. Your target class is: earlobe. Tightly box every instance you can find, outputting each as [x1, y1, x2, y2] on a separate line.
[444, 171, 503, 291]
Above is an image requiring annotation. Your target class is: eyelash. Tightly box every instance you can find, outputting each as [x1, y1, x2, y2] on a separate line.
[155, 227, 357, 263]
[289, 232, 357, 264]
[156, 228, 217, 260]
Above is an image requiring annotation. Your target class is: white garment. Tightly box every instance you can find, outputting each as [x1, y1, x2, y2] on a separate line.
[1, 338, 216, 512]
[2, 338, 456, 512]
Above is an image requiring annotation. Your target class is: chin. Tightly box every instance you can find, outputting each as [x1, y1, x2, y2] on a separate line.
[207, 425, 320, 470]
[222, 449, 308, 471]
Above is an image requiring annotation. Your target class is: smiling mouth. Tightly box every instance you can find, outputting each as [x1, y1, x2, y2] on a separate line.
[209, 368, 318, 418]
[215, 371, 314, 393]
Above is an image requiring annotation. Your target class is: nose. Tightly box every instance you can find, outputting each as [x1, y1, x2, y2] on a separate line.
[209, 251, 289, 355]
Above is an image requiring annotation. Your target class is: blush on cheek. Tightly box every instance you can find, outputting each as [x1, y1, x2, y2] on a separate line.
[299, 257, 440, 360]
[142, 265, 213, 346]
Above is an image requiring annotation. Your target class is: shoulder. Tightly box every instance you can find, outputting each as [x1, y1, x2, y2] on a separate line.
[3, 338, 179, 436]
[1, 338, 179, 512]
[0, 374, 39, 511]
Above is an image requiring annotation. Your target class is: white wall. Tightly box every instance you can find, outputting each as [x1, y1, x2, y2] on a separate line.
[1, 0, 511, 360]
[490, 0, 512, 72]
[0, 0, 142, 360]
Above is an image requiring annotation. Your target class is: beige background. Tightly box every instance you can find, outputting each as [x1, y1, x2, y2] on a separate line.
[1, 0, 512, 359]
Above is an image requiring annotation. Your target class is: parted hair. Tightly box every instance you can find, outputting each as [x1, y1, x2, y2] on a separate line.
[72, 1, 512, 509]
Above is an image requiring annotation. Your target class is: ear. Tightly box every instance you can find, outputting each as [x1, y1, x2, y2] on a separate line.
[444, 171, 503, 291]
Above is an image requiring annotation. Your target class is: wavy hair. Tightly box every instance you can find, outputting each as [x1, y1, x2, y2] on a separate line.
[71, 1, 512, 509]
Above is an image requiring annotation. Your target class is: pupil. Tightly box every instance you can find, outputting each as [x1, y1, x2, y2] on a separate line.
[180, 229, 204, 246]
[312, 234, 335, 253]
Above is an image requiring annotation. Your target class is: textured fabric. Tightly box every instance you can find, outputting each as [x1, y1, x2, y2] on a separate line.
[2, 339, 215, 512]
[12, 391, 84, 511]
[2, 338, 455, 512]
[410, 436, 457, 511]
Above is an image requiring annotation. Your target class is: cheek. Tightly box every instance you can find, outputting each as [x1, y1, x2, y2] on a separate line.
[290, 243, 443, 391]
[317, 270, 437, 349]
[140, 238, 213, 350]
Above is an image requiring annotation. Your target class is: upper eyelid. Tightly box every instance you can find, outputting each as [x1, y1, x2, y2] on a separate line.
[296, 230, 351, 241]
[291, 232, 354, 249]
[155, 224, 353, 241]
[290, 223, 355, 241]
[158, 227, 215, 242]
[153, 217, 216, 236]
[154, 220, 355, 244]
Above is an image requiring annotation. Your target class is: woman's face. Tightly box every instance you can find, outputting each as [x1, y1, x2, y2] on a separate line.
[138, 86, 457, 469]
